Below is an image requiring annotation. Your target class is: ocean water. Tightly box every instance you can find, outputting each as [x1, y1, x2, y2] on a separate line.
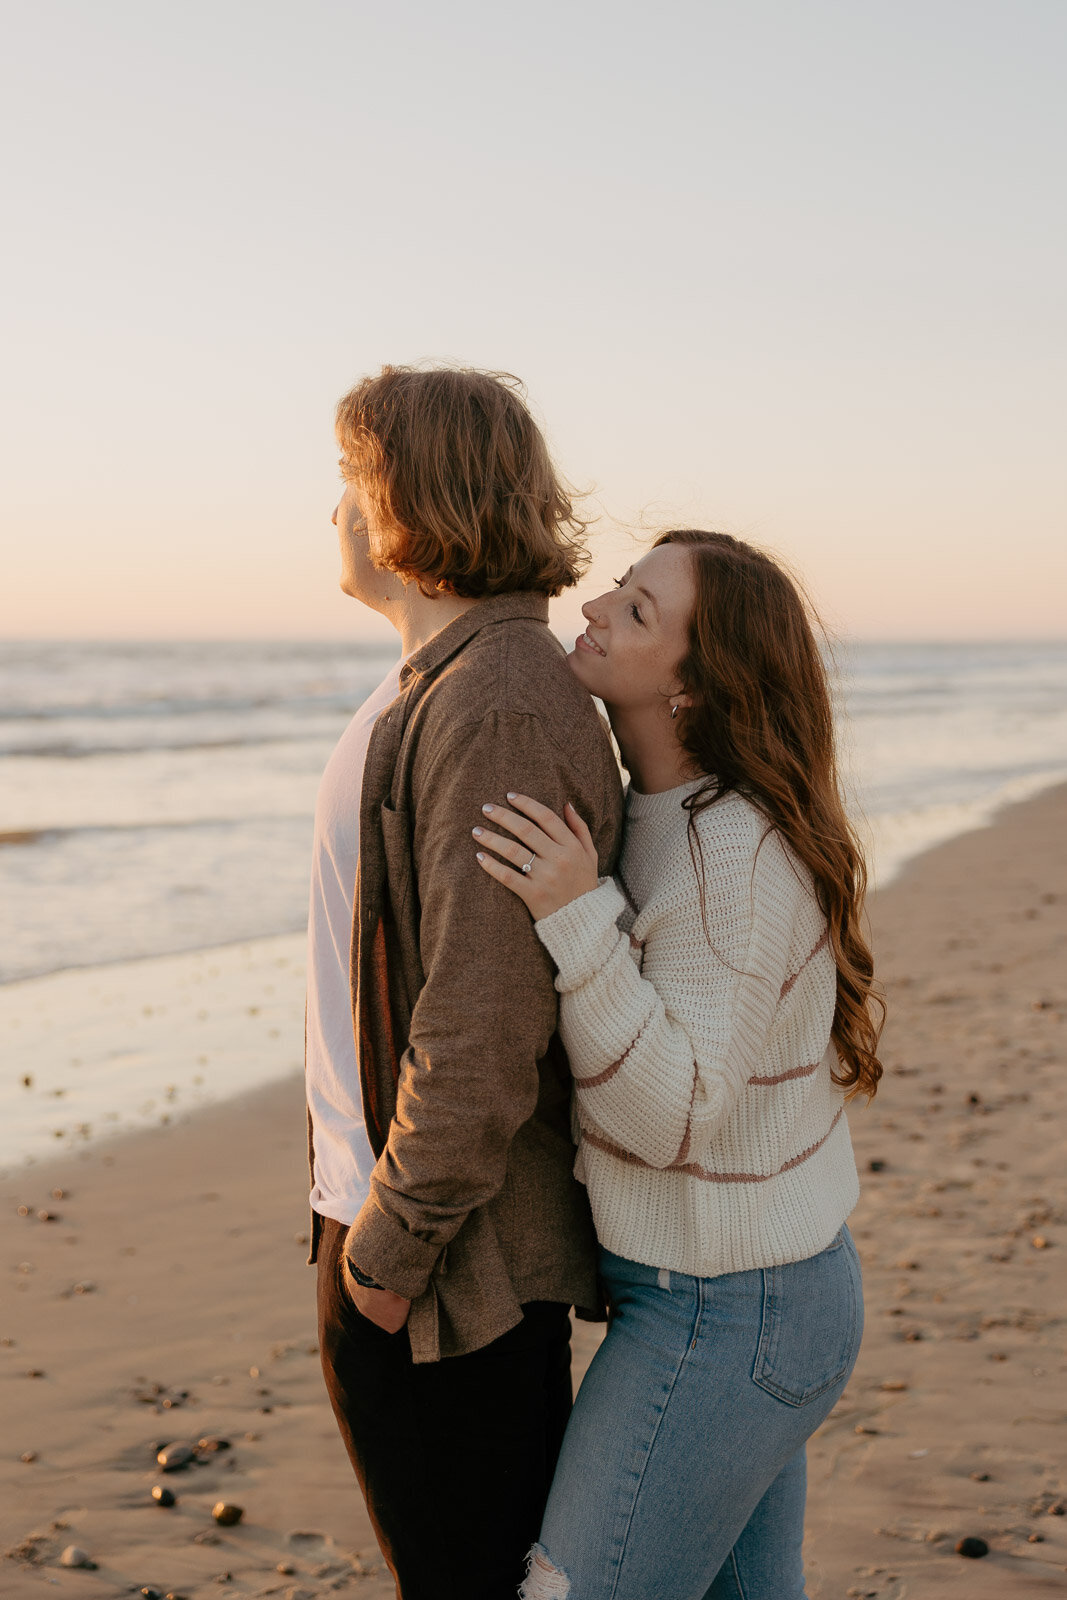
[1, 637, 1065, 1169]
[2, 638, 1066, 987]
[834, 639, 1067, 887]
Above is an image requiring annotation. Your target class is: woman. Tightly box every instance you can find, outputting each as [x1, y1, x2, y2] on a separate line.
[472, 530, 883, 1600]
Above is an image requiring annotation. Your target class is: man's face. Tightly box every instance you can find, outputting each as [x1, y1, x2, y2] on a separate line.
[332, 474, 383, 605]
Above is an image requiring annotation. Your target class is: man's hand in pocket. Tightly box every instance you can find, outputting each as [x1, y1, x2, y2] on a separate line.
[349, 1277, 411, 1333]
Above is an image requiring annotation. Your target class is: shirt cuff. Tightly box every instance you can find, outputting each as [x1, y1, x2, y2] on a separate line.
[535, 878, 628, 990]
[343, 1195, 443, 1302]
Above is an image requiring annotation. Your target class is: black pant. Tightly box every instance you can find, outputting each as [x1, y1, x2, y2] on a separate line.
[317, 1216, 573, 1600]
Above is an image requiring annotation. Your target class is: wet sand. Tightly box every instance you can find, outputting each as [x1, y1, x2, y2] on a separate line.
[3, 786, 1065, 1597]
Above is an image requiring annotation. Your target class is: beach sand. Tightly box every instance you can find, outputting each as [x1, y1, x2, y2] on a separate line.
[3, 786, 1065, 1597]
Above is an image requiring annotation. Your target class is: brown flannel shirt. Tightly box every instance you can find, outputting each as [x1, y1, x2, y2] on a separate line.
[308, 592, 623, 1362]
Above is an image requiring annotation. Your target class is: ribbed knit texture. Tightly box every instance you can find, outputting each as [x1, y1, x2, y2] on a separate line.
[535, 781, 860, 1276]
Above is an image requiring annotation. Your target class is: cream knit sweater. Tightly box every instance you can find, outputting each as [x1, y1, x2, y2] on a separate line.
[535, 780, 860, 1277]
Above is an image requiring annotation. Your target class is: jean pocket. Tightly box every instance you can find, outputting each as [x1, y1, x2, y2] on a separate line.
[752, 1230, 862, 1407]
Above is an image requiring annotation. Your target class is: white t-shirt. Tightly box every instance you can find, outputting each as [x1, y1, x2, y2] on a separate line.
[307, 658, 403, 1224]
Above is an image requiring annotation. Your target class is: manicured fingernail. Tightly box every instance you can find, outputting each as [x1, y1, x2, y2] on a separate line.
[476, 851, 485, 861]
[482, 803, 494, 813]
[506, 792, 517, 800]
[472, 826, 483, 837]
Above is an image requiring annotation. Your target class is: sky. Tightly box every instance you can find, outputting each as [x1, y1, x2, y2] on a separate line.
[2, 0, 1064, 643]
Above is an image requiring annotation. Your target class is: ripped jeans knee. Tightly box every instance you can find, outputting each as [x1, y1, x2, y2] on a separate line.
[519, 1542, 571, 1599]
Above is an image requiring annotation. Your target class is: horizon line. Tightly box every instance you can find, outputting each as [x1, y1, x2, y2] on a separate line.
[2, 633, 1066, 649]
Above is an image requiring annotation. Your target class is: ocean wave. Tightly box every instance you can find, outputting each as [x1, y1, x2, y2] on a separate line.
[0, 690, 363, 723]
[0, 815, 312, 847]
[3, 637, 1066, 985]
[0, 813, 316, 985]
[0, 731, 345, 760]
[865, 769, 1067, 887]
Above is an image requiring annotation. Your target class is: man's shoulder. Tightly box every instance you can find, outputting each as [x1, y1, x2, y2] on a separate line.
[408, 613, 622, 856]
[408, 616, 619, 808]
[425, 615, 598, 728]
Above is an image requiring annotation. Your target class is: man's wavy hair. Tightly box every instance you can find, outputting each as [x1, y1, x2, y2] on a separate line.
[335, 366, 589, 598]
[656, 529, 885, 1101]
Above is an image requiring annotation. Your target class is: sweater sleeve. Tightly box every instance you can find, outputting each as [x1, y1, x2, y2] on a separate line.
[536, 822, 804, 1170]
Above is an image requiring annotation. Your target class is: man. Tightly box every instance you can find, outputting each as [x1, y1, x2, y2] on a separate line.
[306, 366, 623, 1600]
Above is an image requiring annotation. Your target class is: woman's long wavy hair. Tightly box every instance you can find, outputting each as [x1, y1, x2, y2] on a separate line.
[656, 529, 884, 1100]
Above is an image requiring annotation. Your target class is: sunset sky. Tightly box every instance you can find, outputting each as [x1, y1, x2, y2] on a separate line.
[2, 0, 1064, 643]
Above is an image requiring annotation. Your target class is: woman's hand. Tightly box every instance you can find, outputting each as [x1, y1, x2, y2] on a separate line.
[474, 792, 600, 921]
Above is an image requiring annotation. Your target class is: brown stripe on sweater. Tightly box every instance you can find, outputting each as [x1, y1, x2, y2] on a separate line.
[582, 1107, 844, 1184]
[779, 928, 829, 999]
[748, 1059, 821, 1087]
[574, 1008, 657, 1089]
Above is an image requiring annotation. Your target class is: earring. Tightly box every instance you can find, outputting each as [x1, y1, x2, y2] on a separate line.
[670, 704, 679, 720]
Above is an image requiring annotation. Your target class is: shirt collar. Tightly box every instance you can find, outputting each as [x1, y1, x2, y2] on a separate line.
[399, 591, 551, 690]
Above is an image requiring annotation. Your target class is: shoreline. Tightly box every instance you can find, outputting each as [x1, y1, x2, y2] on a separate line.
[2, 784, 1065, 1597]
[0, 933, 307, 1173]
[0, 921, 312, 990]
[861, 766, 1067, 890]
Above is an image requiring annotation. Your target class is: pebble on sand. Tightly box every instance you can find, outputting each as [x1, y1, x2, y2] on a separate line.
[60, 1545, 95, 1568]
[197, 1436, 232, 1453]
[212, 1503, 244, 1526]
[152, 1485, 177, 1506]
[955, 1536, 989, 1558]
[157, 1441, 196, 1471]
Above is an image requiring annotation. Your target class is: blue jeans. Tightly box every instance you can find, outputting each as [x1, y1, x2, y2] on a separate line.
[523, 1229, 863, 1600]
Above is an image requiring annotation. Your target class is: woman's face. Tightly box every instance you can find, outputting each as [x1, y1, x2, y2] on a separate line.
[568, 543, 696, 712]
